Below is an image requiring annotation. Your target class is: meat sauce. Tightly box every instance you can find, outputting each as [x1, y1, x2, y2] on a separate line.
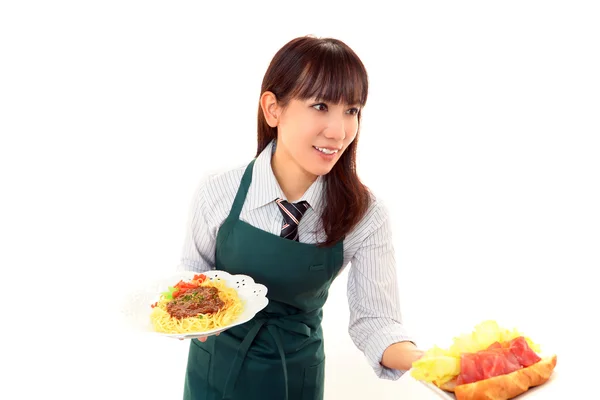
[166, 286, 225, 319]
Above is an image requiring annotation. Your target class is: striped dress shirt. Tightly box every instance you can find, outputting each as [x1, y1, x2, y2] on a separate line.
[179, 140, 415, 380]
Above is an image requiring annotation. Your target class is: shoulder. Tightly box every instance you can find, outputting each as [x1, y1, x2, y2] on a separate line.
[366, 191, 391, 223]
[192, 161, 249, 207]
[348, 190, 393, 239]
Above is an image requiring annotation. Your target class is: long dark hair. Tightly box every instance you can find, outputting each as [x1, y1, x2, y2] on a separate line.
[256, 36, 371, 247]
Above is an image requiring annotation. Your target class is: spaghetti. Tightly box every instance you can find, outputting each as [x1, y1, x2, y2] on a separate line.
[150, 273, 244, 334]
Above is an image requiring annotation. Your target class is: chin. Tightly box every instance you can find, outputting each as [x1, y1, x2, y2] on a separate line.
[306, 164, 336, 177]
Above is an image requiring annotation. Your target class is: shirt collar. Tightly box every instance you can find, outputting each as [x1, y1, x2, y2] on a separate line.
[246, 139, 325, 216]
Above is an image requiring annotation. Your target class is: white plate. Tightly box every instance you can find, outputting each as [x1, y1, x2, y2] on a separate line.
[121, 269, 269, 339]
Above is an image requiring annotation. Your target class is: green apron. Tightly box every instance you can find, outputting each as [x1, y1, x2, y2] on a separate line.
[183, 159, 344, 400]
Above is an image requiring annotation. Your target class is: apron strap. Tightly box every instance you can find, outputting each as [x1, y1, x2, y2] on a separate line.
[227, 159, 256, 223]
[222, 318, 265, 400]
[222, 314, 315, 400]
[267, 325, 289, 400]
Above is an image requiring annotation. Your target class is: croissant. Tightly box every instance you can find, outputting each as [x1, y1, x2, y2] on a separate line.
[439, 355, 557, 400]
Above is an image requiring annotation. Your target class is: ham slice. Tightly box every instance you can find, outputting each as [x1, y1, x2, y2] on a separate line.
[456, 336, 541, 385]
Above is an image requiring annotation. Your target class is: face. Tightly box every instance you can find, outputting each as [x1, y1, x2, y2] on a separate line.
[274, 97, 360, 177]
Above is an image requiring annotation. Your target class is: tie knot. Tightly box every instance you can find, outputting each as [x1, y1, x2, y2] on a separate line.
[275, 198, 309, 241]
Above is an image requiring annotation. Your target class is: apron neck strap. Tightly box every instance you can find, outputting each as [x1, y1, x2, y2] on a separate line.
[228, 159, 256, 221]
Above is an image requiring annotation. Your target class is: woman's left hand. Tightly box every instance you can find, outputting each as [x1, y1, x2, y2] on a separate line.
[381, 341, 425, 372]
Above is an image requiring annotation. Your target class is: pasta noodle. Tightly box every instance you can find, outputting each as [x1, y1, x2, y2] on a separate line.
[150, 275, 244, 334]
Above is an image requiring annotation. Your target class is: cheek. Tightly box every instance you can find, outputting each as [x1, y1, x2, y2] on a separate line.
[281, 114, 315, 143]
[345, 122, 359, 144]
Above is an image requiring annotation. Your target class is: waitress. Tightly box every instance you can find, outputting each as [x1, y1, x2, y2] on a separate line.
[178, 35, 424, 400]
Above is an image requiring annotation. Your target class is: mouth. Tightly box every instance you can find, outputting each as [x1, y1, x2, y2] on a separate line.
[313, 146, 340, 155]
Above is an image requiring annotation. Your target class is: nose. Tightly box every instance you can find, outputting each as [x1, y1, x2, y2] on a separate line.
[323, 115, 346, 142]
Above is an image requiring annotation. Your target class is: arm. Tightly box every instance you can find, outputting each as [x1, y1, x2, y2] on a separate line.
[347, 201, 421, 379]
[178, 181, 217, 273]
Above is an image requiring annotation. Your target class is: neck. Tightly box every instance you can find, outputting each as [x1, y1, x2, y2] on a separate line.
[271, 146, 317, 202]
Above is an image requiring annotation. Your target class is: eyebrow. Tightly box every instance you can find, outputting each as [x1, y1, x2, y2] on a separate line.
[312, 98, 360, 107]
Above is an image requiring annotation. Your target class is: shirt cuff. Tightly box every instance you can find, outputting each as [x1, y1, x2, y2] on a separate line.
[363, 323, 417, 380]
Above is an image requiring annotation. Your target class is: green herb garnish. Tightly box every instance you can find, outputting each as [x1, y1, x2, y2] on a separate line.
[161, 286, 178, 300]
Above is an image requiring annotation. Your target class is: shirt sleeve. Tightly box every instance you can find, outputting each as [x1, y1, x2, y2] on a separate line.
[178, 180, 217, 273]
[347, 201, 416, 380]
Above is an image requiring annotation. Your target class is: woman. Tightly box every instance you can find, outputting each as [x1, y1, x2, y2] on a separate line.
[178, 35, 423, 400]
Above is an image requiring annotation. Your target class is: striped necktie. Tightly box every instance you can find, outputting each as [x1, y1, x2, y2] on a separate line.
[275, 198, 309, 241]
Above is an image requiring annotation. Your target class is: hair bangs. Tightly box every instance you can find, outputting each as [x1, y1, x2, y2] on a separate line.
[291, 43, 368, 107]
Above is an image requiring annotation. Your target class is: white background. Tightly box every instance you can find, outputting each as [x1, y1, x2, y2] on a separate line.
[1, 1, 599, 399]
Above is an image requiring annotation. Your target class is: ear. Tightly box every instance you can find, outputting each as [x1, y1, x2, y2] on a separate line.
[260, 91, 280, 127]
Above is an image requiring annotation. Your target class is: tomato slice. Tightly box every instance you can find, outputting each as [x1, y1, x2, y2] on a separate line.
[172, 276, 206, 299]
[174, 280, 198, 294]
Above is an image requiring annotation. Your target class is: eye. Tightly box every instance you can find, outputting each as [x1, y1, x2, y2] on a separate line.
[346, 107, 360, 115]
[311, 103, 328, 112]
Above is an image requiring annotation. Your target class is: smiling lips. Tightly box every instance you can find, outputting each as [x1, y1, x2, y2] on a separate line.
[313, 146, 339, 155]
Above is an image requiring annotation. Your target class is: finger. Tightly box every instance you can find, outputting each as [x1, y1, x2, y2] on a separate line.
[199, 337, 207, 342]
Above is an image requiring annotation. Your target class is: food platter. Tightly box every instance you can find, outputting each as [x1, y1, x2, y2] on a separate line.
[412, 352, 557, 400]
[415, 361, 559, 400]
[409, 321, 558, 400]
[121, 269, 269, 339]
